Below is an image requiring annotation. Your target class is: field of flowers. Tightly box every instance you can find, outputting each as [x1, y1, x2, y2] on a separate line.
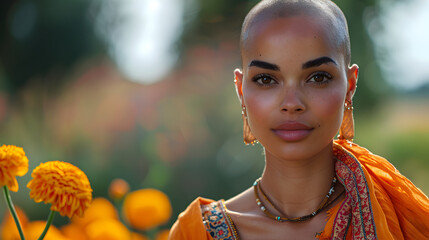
[1, 145, 171, 240]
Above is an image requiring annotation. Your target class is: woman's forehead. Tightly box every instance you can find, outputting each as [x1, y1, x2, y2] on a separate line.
[241, 16, 344, 66]
[244, 15, 333, 44]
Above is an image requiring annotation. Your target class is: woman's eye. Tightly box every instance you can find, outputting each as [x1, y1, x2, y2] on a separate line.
[252, 74, 277, 86]
[308, 72, 332, 85]
[313, 75, 325, 82]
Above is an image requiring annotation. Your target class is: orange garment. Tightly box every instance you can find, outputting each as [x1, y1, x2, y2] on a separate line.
[328, 140, 429, 239]
[169, 197, 214, 239]
[169, 140, 429, 239]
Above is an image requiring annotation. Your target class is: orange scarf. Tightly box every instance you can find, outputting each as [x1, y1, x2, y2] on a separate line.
[323, 140, 429, 239]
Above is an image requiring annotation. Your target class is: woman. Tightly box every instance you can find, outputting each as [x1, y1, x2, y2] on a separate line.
[169, 0, 429, 239]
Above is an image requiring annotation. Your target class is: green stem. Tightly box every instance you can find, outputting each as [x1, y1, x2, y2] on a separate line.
[3, 186, 26, 240]
[37, 210, 56, 240]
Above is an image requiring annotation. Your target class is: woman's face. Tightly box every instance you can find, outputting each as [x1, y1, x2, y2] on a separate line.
[235, 16, 358, 161]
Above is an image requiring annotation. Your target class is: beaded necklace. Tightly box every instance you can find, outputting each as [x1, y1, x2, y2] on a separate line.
[253, 177, 340, 222]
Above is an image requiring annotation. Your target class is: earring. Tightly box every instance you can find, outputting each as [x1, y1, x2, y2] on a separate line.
[338, 99, 354, 141]
[242, 106, 257, 145]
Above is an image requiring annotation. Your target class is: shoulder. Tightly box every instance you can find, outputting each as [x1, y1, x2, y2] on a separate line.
[169, 197, 215, 240]
[224, 187, 254, 213]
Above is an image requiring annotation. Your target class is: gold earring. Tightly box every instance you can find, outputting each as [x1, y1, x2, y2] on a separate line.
[338, 99, 354, 141]
[242, 106, 257, 145]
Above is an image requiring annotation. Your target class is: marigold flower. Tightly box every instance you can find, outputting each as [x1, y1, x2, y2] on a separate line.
[155, 229, 170, 240]
[85, 219, 131, 240]
[1, 206, 28, 240]
[61, 223, 88, 240]
[71, 198, 118, 227]
[108, 178, 130, 200]
[27, 161, 93, 218]
[123, 189, 172, 230]
[24, 221, 67, 240]
[0, 145, 29, 192]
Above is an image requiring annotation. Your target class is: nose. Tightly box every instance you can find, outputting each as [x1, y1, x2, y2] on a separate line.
[280, 87, 306, 113]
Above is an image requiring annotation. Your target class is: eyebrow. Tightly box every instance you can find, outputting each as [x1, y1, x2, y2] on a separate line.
[248, 56, 337, 71]
[302, 56, 337, 69]
[248, 60, 280, 71]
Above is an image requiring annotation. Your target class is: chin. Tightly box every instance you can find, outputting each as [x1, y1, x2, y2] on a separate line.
[262, 138, 334, 161]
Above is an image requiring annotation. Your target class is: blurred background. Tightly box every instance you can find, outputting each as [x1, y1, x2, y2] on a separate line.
[1, 0, 428, 230]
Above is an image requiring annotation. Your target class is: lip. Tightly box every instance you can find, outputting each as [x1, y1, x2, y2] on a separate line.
[272, 122, 314, 142]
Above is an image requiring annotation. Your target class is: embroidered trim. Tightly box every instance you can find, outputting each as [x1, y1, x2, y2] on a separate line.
[201, 201, 237, 240]
[332, 145, 378, 240]
[220, 200, 240, 239]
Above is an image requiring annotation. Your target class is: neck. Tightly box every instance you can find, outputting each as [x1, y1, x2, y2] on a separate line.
[259, 142, 335, 218]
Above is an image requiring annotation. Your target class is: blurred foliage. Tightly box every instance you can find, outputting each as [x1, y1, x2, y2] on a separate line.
[0, 0, 103, 95]
[0, 0, 427, 231]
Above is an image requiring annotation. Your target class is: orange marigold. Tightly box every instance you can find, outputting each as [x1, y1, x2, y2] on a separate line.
[61, 223, 88, 240]
[122, 189, 172, 230]
[71, 198, 118, 227]
[0, 145, 29, 192]
[27, 161, 93, 218]
[85, 219, 131, 240]
[108, 178, 130, 200]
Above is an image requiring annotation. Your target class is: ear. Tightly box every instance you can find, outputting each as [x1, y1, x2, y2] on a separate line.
[234, 68, 244, 104]
[346, 64, 359, 101]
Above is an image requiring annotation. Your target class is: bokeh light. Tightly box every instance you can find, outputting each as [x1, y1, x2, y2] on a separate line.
[366, 0, 429, 90]
[93, 0, 196, 84]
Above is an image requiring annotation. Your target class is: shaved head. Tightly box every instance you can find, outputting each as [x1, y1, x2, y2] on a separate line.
[241, 0, 351, 65]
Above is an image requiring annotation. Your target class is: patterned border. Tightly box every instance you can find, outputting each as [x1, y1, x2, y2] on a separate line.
[201, 201, 237, 240]
[332, 145, 378, 240]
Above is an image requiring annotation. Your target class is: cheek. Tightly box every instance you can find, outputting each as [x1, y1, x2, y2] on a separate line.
[242, 88, 277, 130]
[311, 88, 345, 130]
